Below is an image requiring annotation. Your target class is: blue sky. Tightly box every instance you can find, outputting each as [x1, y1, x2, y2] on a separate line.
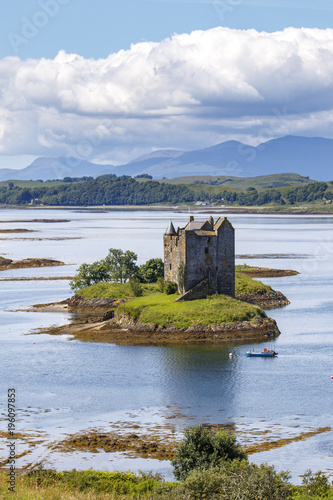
[2, 0, 333, 60]
[1, 0, 333, 169]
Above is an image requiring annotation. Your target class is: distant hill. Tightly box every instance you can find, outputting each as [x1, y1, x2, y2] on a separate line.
[157, 173, 314, 190]
[0, 135, 332, 181]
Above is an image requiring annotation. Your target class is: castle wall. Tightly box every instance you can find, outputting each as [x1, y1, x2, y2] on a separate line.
[163, 231, 186, 285]
[185, 231, 218, 292]
[164, 217, 235, 298]
[216, 220, 235, 296]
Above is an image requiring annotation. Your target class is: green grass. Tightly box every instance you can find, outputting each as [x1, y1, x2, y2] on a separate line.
[0, 180, 62, 188]
[155, 173, 314, 191]
[76, 274, 270, 328]
[0, 469, 176, 499]
[117, 292, 266, 329]
[77, 282, 159, 300]
[235, 271, 272, 295]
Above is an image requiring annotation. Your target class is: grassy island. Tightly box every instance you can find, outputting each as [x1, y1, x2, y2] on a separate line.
[33, 268, 291, 343]
[116, 292, 265, 329]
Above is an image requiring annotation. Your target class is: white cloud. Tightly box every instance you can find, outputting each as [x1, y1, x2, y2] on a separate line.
[1, 26, 333, 163]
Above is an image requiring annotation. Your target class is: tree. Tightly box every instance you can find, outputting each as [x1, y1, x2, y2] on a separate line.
[104, 248, 138, 283]
[137, 258, 164, 283]
[70, 261, 110, 291]
[171, 425, 247, 481]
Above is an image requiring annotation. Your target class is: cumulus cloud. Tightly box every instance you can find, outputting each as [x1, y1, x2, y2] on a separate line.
[1, 26, 333, 163]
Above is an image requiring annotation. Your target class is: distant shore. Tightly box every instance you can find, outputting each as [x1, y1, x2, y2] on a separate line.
[1, 204, 333, 214]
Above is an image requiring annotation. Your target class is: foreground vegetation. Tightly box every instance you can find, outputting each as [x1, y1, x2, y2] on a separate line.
[1, 468, 332, 499]
[1, 426, 331, 498]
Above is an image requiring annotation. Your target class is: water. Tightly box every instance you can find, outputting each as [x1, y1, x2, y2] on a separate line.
[0, 208, 332, 482]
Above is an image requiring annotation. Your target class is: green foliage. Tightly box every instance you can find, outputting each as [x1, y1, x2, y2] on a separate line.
[105, 248, 138, 283]
[70, 261, 110, 291]
[24, 468, 165, 496]
[181, 461, 292, 499]
[156, 277, 165, 292]
[300, 469, 331, 498]
[129, 277, 143, 297]
[164, 281, 178, 295]
[171, 426, 248, 481]
[0, 172, 329, 208]
[70, 248, 138, 291]
[76, 281, 159, 300]
[117, 293, 266, 329]
[137, 258, 164, 283]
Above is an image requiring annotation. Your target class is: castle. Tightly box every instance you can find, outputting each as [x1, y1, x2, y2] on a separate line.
[164, 216, 235, 298]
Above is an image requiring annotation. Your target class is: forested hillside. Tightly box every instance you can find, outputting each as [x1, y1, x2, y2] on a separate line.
[0, 175, 332, 207]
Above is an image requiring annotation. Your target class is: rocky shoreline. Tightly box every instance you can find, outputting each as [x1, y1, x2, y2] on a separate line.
[0, 257, 65, 270]
[236, 289, 290, 309]
[32, 292, 281, 345]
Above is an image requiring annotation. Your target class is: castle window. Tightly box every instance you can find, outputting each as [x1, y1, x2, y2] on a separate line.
[207, 237, 211, 244]
[170, 263, 172, 270]
[205, 247, 209, 254]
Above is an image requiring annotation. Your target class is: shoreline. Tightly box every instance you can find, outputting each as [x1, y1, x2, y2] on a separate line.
[1, 204, 333, 215]
[31, 294, 281, 344]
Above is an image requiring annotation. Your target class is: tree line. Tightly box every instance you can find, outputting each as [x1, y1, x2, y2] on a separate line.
[0, 175, 332, 206]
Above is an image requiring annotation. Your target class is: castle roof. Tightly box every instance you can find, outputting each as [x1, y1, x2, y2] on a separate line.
[165, 220, 176, 235]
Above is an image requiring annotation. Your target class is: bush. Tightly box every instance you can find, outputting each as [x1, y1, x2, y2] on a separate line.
[182, 461, 292, 500]
[129, 277, 143, 297]
[164, 281, 178, 295]
[156, 277, 165, 292]
[171, 425, 247, 481]
[301, 469, 331, 497]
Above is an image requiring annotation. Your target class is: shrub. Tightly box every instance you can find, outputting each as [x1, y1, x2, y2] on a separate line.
[156, 277, 165, 292]
[171, 425, 247, 481]
[301, 469, 331, 497]
[129, 277, 143, 297]
[164, 281, 178, 295]
[182, 461, 292, 500]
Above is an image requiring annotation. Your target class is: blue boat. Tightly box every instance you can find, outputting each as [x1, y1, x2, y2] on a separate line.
[246, 349, 278, 357]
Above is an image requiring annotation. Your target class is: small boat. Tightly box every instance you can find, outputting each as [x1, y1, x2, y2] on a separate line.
[246, 348, 278, 357]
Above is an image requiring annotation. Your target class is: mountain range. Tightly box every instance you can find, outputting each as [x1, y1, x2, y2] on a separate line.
[0, 135, 332, 182]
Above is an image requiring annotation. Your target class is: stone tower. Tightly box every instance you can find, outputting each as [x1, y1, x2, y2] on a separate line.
[163, 216, 235, 297]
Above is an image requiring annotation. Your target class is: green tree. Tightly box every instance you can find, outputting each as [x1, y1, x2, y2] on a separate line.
[137, 258, 164, 283]
[104, 248, 138, 283]
[70, 261, 110, 291]
[171, 425, 247, 481]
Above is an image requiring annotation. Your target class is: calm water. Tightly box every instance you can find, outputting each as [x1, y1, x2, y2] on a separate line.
[0, 208, 332, 482]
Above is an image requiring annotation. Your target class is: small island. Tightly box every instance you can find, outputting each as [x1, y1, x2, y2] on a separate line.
[0, 257, 65, 270]
[32, 216, 295, 345]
